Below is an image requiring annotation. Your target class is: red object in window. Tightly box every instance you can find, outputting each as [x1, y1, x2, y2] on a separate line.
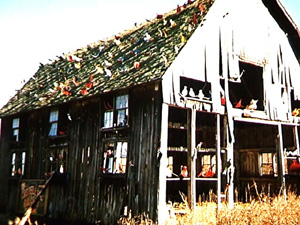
[221, 97, 226, 105]
[180, 166, 188, 177]
[289, 159, 300, 174]
[234, 99, 243, 108]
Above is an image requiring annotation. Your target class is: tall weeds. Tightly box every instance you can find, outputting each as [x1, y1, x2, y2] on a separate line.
[118, 191, 300, 225]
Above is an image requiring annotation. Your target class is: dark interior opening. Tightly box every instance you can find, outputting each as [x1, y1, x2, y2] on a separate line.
[180, 76, 211, 99]
[227, 61, 264, 110]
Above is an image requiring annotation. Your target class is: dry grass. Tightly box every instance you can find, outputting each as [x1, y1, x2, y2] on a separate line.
[118, 191, 300, 225]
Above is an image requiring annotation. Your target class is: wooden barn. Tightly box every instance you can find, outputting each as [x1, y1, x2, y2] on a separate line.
[1, 0, 300, 224]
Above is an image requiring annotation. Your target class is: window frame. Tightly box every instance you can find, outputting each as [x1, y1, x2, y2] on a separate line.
[102, 93, 129, 129]
[259, 152, 277, 177]
[10, 151, 26, 177]
[49, 108, 59, 137]
[12, 118, 20, 142]
[46, 146, 68, 174]
[102, 140, 128, 175]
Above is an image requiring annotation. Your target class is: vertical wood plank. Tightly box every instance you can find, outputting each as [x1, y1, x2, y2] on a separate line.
[216, 114, 222, 210]
[293, 126, 300, 155]
[157, 103, 168, 225]
[277, 123, 286, 198]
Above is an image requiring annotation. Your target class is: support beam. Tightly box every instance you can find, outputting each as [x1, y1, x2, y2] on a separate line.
[277, 123, 286, 198]
[157, 103, 169, 225]
[216, 114, 222, 210]
[187, 105, 196, 209]
[293, 126, 300, 155]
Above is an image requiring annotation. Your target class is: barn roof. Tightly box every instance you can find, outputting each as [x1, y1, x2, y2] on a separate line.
[1, 0, 299, 117]
[0, 0, 214, 117]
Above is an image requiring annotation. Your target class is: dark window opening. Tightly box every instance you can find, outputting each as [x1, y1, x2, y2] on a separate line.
[229, 61, 264, 110]
[10, 151, 26, 177]
[180, 77, 211, 99]
[291, 89, 300, 117]
[46, 147, 67, 174]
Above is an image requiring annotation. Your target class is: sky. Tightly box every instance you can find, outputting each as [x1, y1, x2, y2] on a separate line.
[0, 0, 299, 109]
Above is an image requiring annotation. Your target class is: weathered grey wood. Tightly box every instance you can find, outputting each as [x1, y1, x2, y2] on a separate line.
[216, 113, 222, 210]
[187, 106, 196, 209]
[277, 123, 286, 198]
[157, 103, 168, 225]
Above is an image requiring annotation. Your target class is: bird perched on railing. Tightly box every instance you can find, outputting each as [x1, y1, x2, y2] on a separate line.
[245, 99, 258, 110]
[180, 166, 188, 178]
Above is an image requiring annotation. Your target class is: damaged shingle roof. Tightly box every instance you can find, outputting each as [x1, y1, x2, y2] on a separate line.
[0, 0, 214, 117]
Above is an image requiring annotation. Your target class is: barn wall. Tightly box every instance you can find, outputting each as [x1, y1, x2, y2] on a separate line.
[127, 83, 162, 220]
[0, 83, 162, 224]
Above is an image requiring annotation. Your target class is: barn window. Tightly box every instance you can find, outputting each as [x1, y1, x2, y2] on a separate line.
[116, 94, 128, 127]
[10, 151, 26, 177]
[49, 109, 59, 136]
[259, 152, 277, 176]
[12, 118, 20, 142]
[47, 147, 67, 174]
[102, 141, 127, 174]
[102, 94, 128, 128]
[229, 62, 264, 111]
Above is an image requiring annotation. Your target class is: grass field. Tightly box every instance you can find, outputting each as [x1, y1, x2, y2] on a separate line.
[118, 192, 300, 225]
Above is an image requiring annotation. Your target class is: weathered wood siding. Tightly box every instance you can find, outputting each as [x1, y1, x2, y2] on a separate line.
[127, 84, 162, 220]
[0, 83, 162, 224]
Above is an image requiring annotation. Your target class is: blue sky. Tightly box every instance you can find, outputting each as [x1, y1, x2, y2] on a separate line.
[0, 0, 299, 108]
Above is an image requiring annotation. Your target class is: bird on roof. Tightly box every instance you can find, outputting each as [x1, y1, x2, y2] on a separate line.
[177, 5, 181, 13]
[134, 61, 140, 69]
[104, 60, 112, 67]
[144, 32, 152, 42]
[170, 19, 177, 28]
[180, 33, 187, 44]
[104, 68, 111, 80]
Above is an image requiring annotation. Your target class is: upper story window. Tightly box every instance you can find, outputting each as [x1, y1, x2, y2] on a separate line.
[12, 118, 20, 142]
[49, 109, 59, 136]
[103, 94, 128, 128]
[102, 141, 128, 174]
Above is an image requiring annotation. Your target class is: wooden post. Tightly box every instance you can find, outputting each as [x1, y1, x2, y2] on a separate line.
[277, 123, 286, 198]
[216, 114, 222, 210]
[157, 103, 169, 225]
[293, 126, 300, 155]
[187, 105, 196, 209]
[223, 116, 234, 209]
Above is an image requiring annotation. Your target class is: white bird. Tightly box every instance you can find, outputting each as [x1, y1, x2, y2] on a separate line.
[189, 88, 195, 97]
[198, 89, 204, 99]
[181, 86, 188, 97]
